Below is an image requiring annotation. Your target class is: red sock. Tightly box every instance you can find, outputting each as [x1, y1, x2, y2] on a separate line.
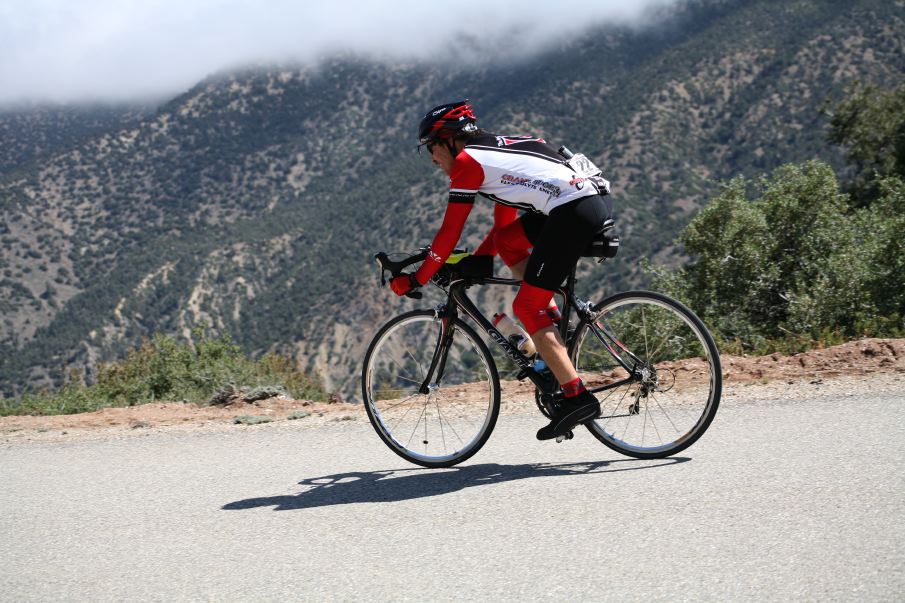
[562, 377, 586, 398]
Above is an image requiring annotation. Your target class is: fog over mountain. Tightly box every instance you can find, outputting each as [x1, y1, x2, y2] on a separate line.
[0, 0, 680, 105]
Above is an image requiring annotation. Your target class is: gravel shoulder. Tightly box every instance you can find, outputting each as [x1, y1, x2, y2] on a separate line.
[2, 338, 903, 446]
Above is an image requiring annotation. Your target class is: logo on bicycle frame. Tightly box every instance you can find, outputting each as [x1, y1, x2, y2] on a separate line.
[488, 328, 532, 368]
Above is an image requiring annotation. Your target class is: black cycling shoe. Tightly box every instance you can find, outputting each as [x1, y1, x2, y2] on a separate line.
[536, 390, 600, 441]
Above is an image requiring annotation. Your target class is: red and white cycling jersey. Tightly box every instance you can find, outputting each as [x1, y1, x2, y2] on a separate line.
[413, 133, 607, 285]
[448, 133, 603, 214]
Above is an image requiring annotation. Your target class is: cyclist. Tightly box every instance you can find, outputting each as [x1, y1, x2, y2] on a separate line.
[390, 100, 614, 440]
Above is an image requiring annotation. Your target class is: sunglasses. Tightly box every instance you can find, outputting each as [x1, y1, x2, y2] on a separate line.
[417, 141, 435, 155]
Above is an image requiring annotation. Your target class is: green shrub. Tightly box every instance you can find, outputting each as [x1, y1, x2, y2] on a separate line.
[650, 161, 905, 354]
[1, 325, 325, 416]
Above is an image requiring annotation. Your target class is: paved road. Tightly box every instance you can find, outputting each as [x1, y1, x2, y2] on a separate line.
[2, 389, 904, 601]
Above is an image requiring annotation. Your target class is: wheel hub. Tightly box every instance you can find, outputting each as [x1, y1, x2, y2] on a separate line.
[637, 363, 659, 392]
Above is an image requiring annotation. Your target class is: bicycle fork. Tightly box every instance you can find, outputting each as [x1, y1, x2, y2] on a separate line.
[416, 306, 457, 395]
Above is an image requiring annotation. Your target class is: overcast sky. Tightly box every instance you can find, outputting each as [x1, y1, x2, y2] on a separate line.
[0, 0, 679, 105]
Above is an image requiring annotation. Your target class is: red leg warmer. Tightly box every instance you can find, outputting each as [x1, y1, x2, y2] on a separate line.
[513, 282, 556, 336]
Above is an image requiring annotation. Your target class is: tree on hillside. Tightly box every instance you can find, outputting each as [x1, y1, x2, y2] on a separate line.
[861, 175, 905, 320]
[826, 82, 905, 206]
[652, 161, 879, 351]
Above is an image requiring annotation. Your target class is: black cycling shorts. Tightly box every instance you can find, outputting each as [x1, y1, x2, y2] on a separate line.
[519, 194, 613, 290]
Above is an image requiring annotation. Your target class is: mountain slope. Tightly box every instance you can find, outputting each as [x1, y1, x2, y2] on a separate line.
[1, 0, 903, 400]
[0, 103, 154, 177]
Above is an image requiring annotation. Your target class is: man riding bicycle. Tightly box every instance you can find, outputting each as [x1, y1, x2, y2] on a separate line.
[390, 100, 614, 441]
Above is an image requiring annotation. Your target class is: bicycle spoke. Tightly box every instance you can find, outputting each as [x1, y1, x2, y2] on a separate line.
[646, 320, 684, 364]
[433, 396, 449, 452]
[642, 305, 649, 359]
[388, 394, 422, 435]
[644, 397, 664, 444]
[434, 391, 469, 448]
[383, 333, 429, 386]
[620, 398, 635, 441]
[603, 385, 633, 426]
[405, 400, 430, 449]
[403, 347, 427, 382]
[391, 373, 423, 387]
[423, 406, 428, 453]
[378, 391, 423, 413]
[650, 391, 680, 433]
[384, 354, 425, 390]
[598, 385, 620, 406]
[435, 390, 480, 438]
[641, 400, 648, 447]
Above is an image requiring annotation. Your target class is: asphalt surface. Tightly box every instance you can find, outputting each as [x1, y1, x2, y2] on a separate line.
[1, 389, 904, 601]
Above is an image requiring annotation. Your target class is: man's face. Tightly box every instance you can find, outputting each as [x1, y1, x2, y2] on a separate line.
[429, 141, 455, 176]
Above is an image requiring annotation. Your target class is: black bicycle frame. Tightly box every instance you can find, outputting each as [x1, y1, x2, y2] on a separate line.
[416, 265, 640, 397]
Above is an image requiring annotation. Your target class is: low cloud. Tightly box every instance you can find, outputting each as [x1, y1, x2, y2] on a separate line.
[0, 0, 680, 105]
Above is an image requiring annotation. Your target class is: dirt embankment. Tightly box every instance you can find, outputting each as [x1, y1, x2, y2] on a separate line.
[1, 338, 903, 439]
[0, 396, 358, 436]
[721, 338, 904, 383]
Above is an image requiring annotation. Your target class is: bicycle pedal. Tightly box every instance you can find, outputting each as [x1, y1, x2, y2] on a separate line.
[555, 430, 574, 443]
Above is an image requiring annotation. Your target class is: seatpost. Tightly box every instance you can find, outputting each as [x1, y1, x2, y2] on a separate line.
[559, 265, 578, 341]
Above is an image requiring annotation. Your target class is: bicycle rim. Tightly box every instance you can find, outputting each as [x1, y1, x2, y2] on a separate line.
[362, 310, 500, 468]
[570, 291, 721, 458]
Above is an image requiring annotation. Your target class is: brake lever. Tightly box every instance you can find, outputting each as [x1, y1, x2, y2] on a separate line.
[374, 250, 428, 296]
[374, 253, 388, 287]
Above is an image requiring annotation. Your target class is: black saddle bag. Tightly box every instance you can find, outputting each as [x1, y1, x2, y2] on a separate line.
[582, 219, 620, 258]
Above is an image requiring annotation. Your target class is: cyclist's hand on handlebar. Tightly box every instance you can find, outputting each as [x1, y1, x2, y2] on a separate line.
[390, 273, 422, 298]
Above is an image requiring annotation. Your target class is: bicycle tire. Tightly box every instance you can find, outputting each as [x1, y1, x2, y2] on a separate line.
[569, 290, 721, 459]
[362, 310, 501, 468]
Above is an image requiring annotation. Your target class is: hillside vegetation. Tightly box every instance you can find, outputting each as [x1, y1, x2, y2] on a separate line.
[0, 326, 325, 416]
[0, 103, 153, 176]
[650, 82, 905, 353]
[1, 0, 904, 405]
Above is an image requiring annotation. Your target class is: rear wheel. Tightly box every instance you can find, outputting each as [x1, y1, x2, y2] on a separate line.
[362, 310, 500, 468]
[569, 291, 721, 458]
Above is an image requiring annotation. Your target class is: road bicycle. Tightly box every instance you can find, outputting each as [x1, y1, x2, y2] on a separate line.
[363, 220, 721, 468]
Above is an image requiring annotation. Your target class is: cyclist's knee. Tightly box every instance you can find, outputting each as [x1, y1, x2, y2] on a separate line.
[513, 283, 555, 335]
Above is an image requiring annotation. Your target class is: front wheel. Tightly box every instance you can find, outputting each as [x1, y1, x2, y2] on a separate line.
[569, 291, 721, 459]
[362, 310, 501, 468]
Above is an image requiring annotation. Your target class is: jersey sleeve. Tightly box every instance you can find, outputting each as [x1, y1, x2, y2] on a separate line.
[448, 149, 484, 203]
[413, 202, 473, 284]
[413, 150, 485, 284]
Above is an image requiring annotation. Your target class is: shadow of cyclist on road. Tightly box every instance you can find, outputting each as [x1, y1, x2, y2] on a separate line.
[222, 457, 689, 512]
